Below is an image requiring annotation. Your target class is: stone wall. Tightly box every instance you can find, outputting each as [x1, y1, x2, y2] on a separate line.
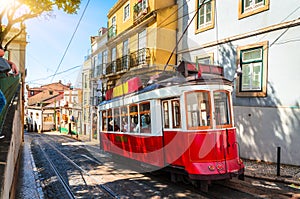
[0, 90, 22, 199]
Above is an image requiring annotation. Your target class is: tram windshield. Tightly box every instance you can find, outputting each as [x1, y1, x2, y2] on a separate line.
[186, 91, 211, 129]
[214, 91, 232, 127]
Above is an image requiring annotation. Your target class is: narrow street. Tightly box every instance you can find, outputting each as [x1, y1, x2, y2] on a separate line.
[16, 131, 300, 199]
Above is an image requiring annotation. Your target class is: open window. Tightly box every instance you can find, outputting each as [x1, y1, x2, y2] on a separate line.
[139, 102, 151, 133]
[129, 104, 139, 133]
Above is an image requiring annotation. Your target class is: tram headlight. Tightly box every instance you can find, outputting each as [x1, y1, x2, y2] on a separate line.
[208, 165, 215, 171]
[237, 158, 243, 165]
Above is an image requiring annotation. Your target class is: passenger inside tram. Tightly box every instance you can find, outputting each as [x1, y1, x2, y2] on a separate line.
[109, 120, 120, 132]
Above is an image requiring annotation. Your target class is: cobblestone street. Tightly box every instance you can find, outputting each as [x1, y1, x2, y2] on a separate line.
[15, 131, 300, 199]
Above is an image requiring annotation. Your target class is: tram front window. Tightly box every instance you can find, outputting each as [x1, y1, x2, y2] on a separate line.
[214, 91, 232, 127]
[186, 91, 211, 129]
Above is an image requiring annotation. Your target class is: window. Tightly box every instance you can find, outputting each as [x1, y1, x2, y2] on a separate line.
[107, 109, 113, 131]
[196, 0, 215, 33]
[186, 91, 211, 129]
[163, 101, 170, 128]
[111, 47, 117, 72]
[196, 54, 214, 64]
[214, 91, 232, 127]
[238, 0, 269, 19]
[108, 16, 117, 38]
[141, 0, 148, 10]
[92, 55, 98, 77]
[123, 39, 129, 69]
[84, 74, 88, 88]
[171, 100, 181, 128]
[138, 29, 146, 64]
[103, 50, 108, 75]
[139, 102, 151, 133]
[129, 104, 139, 132]
[162, 99, 181, 129]
[236, 41, 268, 97]
[102, 111, 107, 131]
[124, 4, 130, 21]
[121, 106, 129, 132]
[97, 52, 103, 76]
[123, 39, 129, 56]
[113, 108, 120, 131]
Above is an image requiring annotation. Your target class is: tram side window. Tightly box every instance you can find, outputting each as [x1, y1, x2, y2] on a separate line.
[129, 104, 139, 133]
[121, 106, 129, 132]
[186, 91, 211, 129]
[214, 91, 231, 126]
[139, 102, 151, 133]
[112, 108, 120, 131]
[107, 109, 113, 131]
[163, 101, 169, 128]
[172, 100, 181, 128]
[102, 111, 107, 131]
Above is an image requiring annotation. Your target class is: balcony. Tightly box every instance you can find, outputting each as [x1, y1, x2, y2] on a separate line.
[104, 48, 150, 76]
[133, 0, 149, 22]
[130, 48, 150, 67]
[108, 25, 117, 40]
[105, 55, 129, 76]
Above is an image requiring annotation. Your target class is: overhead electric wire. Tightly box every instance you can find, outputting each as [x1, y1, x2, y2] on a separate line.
[163, 0, 206, 71]
[26, 65, 82, 84]
[50, 0, 90, 83]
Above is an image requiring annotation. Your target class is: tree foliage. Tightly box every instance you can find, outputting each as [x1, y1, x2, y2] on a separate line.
[0, 0, 81, 50]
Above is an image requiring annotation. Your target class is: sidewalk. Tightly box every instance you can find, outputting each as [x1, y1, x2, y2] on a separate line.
[15, 132, 44, 199]
[243, 159, 300, 187]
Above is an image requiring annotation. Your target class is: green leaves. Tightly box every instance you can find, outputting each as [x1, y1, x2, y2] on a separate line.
[0, 0, 81, 49]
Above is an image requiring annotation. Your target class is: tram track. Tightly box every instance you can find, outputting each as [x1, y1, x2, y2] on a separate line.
[34, 134, 119, 198]
[34, 133, 205, 198]
[37, 141, 76, 199]
[30, 133, 299, 198]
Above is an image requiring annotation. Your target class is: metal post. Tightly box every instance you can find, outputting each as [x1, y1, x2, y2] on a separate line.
[277, 146, 281, 176]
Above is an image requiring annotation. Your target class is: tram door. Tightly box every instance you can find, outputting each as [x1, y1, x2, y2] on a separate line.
[162, 98, 181, 130]
[161, 98, 182, 166]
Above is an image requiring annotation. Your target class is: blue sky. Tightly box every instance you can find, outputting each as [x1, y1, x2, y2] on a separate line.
[25, 0, 117, 88]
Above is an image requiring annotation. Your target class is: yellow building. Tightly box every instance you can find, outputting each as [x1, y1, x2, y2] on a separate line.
[105, 0, 178, 89]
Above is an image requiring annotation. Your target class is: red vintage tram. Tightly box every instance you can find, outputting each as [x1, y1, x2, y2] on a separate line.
[98, 61, 244, 190]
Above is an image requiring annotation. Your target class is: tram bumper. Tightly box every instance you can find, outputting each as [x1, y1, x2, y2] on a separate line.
[186, 158, 245, 181]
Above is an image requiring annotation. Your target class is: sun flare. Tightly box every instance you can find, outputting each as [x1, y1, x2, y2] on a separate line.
[0, 0, 30, 18]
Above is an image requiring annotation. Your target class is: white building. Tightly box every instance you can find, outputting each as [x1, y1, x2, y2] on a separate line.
[89, 27, 108, 140]
[82, 52, 92, 138]
[177, 0, 300, 165]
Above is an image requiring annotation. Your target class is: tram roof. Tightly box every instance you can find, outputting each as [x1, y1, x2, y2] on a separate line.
[99, 73, 232, 106]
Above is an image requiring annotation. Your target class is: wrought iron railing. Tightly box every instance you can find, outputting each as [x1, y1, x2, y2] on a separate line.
[105, 55, 130, 76]
[104, 49, 150, 76]
[0, 74, 20, 133]
[130, 48, 150, 67]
